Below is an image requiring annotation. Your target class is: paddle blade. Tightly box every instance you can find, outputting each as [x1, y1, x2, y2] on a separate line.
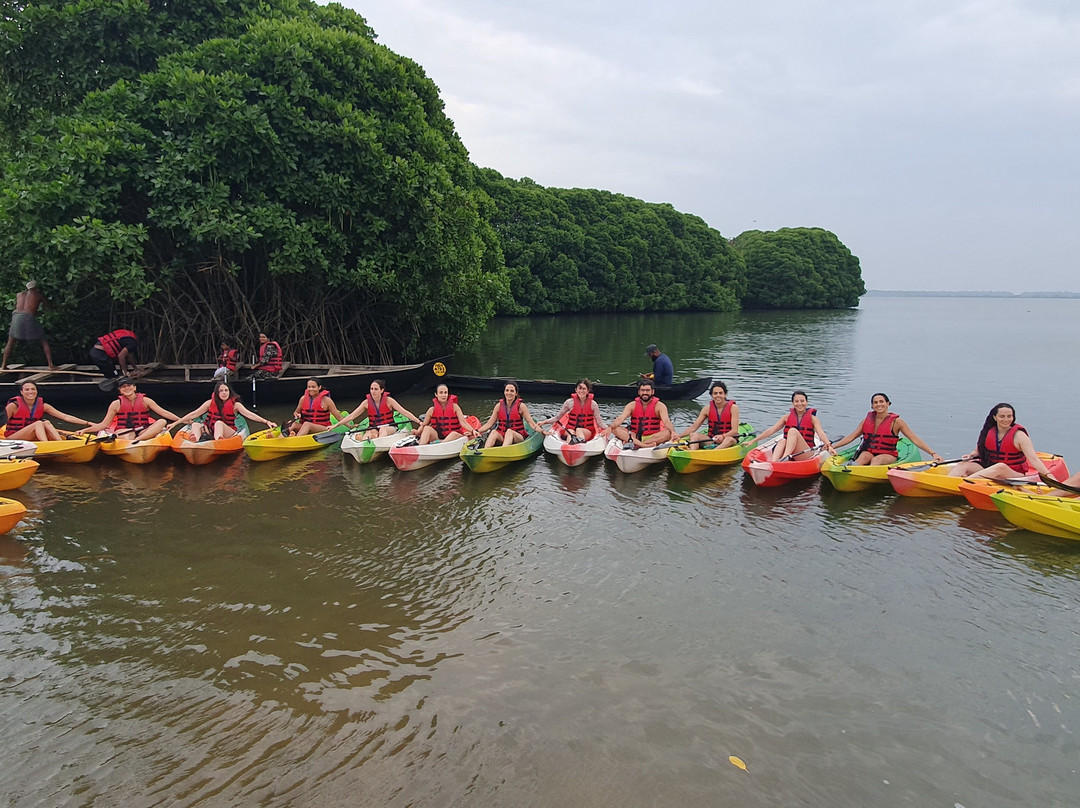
[465, 415, 482, 430]
[313, 429, 345, 445]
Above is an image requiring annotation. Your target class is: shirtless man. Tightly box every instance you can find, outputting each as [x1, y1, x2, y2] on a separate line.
[2, 280, 55, 370]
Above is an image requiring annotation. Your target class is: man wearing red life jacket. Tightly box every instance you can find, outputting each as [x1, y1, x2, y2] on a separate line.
[607, 380, 679, 449]
[79, 377, 181, 441]
[89, 328, 138, 379]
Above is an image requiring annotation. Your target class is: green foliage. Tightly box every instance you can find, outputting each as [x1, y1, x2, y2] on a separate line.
[732, 228, 865, 309]
[477, 169, 746, 315]
[0, 0, 506, 363]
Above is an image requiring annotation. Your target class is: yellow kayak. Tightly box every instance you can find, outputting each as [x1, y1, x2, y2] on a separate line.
[819, 437, 922, 492]
[98, 433, 173, 464]
[26, 437, 101, 463]
[243, 428, 332, 462]
[171, 428, 245, 465]
[887, 453, 1068, 498]
[991, 490, 1080, 541]
[460, 428, 544, 473]
[0, 497, 27, 534]
[666, 423, 757, 474]
[0, 458, 39, 491]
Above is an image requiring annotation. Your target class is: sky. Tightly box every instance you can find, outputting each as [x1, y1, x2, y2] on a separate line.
[342, 0, 1079, 292]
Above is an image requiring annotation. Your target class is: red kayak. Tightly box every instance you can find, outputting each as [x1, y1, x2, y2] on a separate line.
[741, 439, 825, 487]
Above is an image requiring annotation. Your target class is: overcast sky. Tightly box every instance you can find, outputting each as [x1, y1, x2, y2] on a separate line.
[343, 0, 1079, 292]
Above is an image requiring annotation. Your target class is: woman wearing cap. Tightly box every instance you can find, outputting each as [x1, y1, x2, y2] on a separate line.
[79, 377, 181, 441]
[4, 380, 91, 441]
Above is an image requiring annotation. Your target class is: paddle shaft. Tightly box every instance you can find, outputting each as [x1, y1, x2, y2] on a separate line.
[1039, 473, 1080, 495]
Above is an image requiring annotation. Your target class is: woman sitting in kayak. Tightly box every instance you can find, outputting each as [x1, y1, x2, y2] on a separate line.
[340, 379, 422, 440]
[174, 382, 277, 441]
[80, 377, 181, 441]
[414, 383, 476, 445]
[947, 403, 1056, 480]
[4, 380, 92, 441]
[288, 379, 349, 436]
[674, 381, 741, 449]
[830, 393, 942, 465]
[476, 382, 547, 448]
[539, 379, 607, 444]
[754, 390, 832, 461]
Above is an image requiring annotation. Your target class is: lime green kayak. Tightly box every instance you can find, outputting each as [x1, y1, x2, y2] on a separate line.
[460, 428, 543, 473]
[819, 437, 922, 492]
[667, 423, 756, 474]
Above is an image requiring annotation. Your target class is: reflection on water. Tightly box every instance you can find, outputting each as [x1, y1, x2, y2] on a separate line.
[2, 298, 1080, 806]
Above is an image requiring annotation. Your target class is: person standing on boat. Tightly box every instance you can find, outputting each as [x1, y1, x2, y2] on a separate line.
[475, 381, 548, 448]
[251, 332, 282, 380]
[3, 380, 91, 441]
[2, 281, 56, 370]
[641, 344, 674, 386]
[213, 338, 239, 382]
[755, 390, 832, 461]
[89, 328, 138, 379]
[946, 403, 1057, 480]
[79, 377, 180, 441]
[607, 379, 679, 448]
[675, 381, 742, 449]
[340, 379, 422, 440]
[174, 382, 277, 441]
[414, 383, 476, 445]
[830, 393, 942, 465]
[286, 378, 349, 437]
[539, 379, 607, 444]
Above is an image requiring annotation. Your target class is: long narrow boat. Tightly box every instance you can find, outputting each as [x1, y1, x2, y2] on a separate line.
[459, 428, 544, 473]
[742, 437, 825, 487]
[0, 497, 27, 534]
[818, 437, 922, 492]
[991, 491, 1080, 541]
[887, 453, 1068, 498]
[667, 423, 757, 474]
[603, 436, 671, 473]
[444, 374, 712, 401]
[389, 434, 471, 471]
[98, 433, 173, 464]
[0, 458, 40, 491]
[171, 427, 246, 465]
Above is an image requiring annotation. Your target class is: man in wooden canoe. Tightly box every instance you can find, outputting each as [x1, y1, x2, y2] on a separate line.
[80, 377, 182, 441]
[607, 380, 679, 449]
[2, 280, 55, 370]
[642, 344, 674, 386]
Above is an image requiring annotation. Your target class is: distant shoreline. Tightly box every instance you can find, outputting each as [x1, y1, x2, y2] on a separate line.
[866, 290, 1080, 299]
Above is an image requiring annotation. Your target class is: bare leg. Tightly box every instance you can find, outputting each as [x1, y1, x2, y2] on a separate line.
[41, 339, 55, 370]
[1, 336, 15, 369]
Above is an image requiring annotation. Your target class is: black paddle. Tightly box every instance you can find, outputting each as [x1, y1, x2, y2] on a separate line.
[97, 377, 119, 392]
[1039, 473, 1080, 495]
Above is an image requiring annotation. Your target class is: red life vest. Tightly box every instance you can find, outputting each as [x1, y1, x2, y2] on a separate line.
[300, 390, 331, 426]
[707, 400, 735, 436]
[366, 393, 395, 427]
[98, 329, 137, 359]
[630, 396, 662, 437]
[981, 424, 1029, 472]
[116, 393, 152, 430]
[785, 408, 817, 443]
[6, 395, 43, 430]
[207, 396, 237, 429]
[258, 340, 282, 373]
[497, 398, 525, 436]
[567, 394, 597, 432]
[218, 348, 237, 372]
[860, 411, 900, 456]
[431, 395, 460, 439]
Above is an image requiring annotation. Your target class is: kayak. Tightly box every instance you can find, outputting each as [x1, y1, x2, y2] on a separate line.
[543, 416, 608, 467]
[887, 453, 1068, 498]
[0, 497, 27, 534]
[460, 428, 544, 473]
[0, 458, 40, 491]
[0, 438, 39, 459]
[171, 427, 246, 465]
[243, 428, 334, 462]
[818, 437, 922, 492]
[666, 423, 757, 474]
[991, 490, 1080, 541]
[741, 436, 825, 487]
[341, 428, 412, 463]
[955, 477, 1052, 511]
[0, 428, 94, 463]
[603, 436, 671, 473]
[98, 433, 173, 464]
[389, 434, 471, 471]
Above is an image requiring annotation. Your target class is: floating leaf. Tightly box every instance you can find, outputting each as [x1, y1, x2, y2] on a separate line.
[729, 755, 747, 771]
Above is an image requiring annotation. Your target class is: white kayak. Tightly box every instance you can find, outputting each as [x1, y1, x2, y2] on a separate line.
[341, 428, 411, 463]
[388, 433, 470, 471]
[0, 439, 38, 459]
[603, 436, 671, 473]
[543, 429, 607, 467]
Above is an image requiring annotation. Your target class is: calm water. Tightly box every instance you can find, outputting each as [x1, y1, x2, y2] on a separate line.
[2, 297, 1078, 807]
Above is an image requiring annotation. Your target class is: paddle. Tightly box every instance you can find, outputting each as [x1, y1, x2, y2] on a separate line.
[85, 428, 137, 443]
[778, 445, 823, 462]
[313, 424, 352, 445]
[897, 457, 968, 473]
[1039, 473, 1080, 496]
[98, 377, 119, 392]
[250, 354, 258, 409]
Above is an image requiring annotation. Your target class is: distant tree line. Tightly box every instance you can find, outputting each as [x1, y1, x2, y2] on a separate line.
[0, 1, 863, 367]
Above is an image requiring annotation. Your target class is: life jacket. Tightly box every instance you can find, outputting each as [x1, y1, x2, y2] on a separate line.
[981, 424, 1029, 472]
[258, 340, 282, 373]
[784, 408, 817, 444]
[630, 396, 662, 437]
[431, 395, 460, 439]
[206, 396, 237, 429]
[6, 395, 43, 430]
[116, 393, 152, 430]
[707, 400, 735, 436]
[218, 348, 237, 372]
[860, 411, 900, 456]
[497, 398, 525, 435]
[98, 329, 137, 359]
[567, 394, 597, 432]
[300, 390, 331, 426]
[366, 393, 395, 427]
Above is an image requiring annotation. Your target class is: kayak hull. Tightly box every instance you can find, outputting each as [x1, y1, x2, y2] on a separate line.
[991, 491, 1080, 541]
[604, 436, 670, 473]
[667, 423, 757, 474]
[819, 437, 922, 492]
[741, 438, 825, 487]
[543, 430, 607, 467]
[243, 429, 329, 462]
[171, 429, 245, 465]
[0, 458, 39, 491]
[888, 453, 1068, 498]
[341, 429, 411, 463]
[389, 435, 470, 471]
[460, 429, 544, 473]
[23, 438, 99, 463]
[0, 497, 27, 534]
[98, 433, 172, 464]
